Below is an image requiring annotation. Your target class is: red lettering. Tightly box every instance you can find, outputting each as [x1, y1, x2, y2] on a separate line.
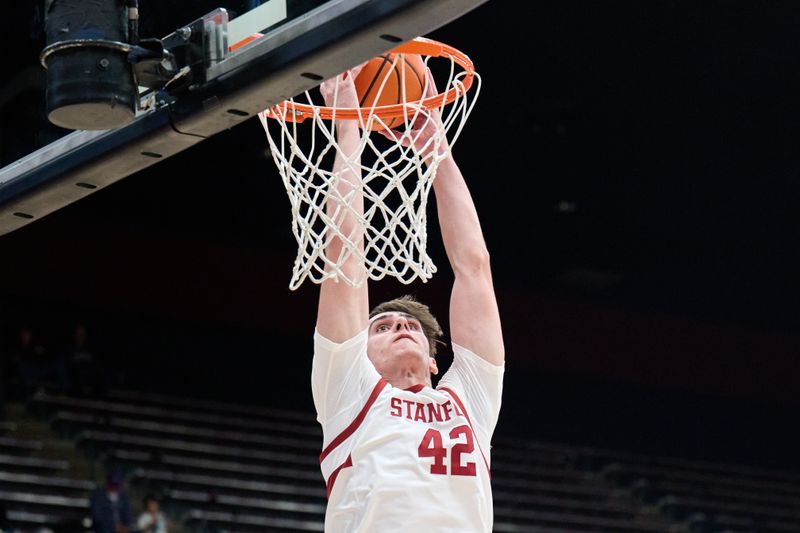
[443, 401, 453, 421]
[416, 427, 477, 477]
[403, 399, 415, 419]
[426, 403, 443, 422]
[418, 428, 447, 474]
[449, 425, 477, 476]
[414, 403, 427, 422]
[390, 397, 402, 417]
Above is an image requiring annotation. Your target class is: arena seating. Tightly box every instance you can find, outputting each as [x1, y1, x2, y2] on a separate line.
[3, 389, 797, 532]
[586, 447, 800, 532]
[0, 406, 93, 533]
[31, 391, 331, 533]
[28, 390, 672, 532]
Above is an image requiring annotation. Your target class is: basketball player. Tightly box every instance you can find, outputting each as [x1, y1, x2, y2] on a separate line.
[312, 64, 504, 532]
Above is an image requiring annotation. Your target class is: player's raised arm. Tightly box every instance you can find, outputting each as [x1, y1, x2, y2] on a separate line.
[376, 70, 503, 364]
[435, 154, 504, 365]
[315, 68, 370, 343]
[424, 73, 504, 365]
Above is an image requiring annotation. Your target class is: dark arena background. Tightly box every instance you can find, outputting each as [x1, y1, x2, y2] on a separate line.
[1, 1, 800, 532]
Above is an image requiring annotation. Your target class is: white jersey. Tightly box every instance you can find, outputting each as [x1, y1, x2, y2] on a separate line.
[312, 329, 504, 532]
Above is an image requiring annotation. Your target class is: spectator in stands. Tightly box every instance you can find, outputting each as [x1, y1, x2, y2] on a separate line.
[66, 323, 102, 396]
[136, 494, 167, 533]
[90, 471, 132, 533]
[13, 325, 69, 396]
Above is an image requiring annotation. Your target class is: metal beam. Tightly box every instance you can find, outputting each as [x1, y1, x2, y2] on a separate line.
[0, 0, 488, 236]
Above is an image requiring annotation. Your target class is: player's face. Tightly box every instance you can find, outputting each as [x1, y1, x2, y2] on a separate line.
[367, 312, 437, 378]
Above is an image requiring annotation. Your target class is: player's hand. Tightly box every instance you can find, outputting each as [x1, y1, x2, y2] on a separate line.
[320, 63, 366, 109]
[378, 68, 450, 159]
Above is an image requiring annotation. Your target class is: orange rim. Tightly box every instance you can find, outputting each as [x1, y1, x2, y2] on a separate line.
[230, 32, 264, 52]
[265, 37, 476, 123]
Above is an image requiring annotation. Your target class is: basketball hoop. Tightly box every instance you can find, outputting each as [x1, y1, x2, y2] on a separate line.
[258, 37, 480, 289]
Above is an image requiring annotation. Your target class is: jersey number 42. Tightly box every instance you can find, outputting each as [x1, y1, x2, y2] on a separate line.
[418, 425, 477, 476]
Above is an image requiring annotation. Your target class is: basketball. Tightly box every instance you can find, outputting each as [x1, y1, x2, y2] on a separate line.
[354, 53, 427, 130]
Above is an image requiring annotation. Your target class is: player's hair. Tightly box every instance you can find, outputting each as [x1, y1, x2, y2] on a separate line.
[369, 295, 444, 357]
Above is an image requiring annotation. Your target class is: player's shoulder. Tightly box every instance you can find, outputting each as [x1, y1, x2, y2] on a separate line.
[452, 342, 505, 373]
[314, 328, 369, 352]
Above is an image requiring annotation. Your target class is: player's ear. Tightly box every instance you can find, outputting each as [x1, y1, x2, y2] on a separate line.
[428, 356, 438, 375]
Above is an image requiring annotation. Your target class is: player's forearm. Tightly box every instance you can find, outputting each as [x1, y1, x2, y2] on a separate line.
[433, 156, 491, 277]
[317, 121, 368, 342]
[316, 68, 371, 342]
[325, 124, 364, 268]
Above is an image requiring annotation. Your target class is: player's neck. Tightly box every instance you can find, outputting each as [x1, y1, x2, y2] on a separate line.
[385, 368, 431, 390]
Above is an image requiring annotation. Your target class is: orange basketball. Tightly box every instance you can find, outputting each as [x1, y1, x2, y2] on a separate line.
[354, 53, 426, 130]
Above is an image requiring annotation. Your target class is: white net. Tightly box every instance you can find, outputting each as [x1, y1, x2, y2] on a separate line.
[258, 48, 480, 289]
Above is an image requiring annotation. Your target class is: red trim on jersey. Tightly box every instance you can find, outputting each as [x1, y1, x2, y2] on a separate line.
[319, 378, 388, 463]
[326, 454, 353, 498]
[438, 386, 491, 476]
[404, 384, 425, 393]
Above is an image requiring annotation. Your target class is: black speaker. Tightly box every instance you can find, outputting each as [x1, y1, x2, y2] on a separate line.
[42, 0, 136, 130]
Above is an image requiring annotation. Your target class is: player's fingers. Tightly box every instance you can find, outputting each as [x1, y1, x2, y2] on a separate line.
[347, 62, 368, 82]
[376, 126, 409, 146]
[327, 63, 367, 89]
[376, 126, 396, 141]
[319, 76, 337, 96]
[423, 68, 438, 98]
[320, 65, 363, 106]
[409, 112, 430, 132]
[322, 63, 359, 91]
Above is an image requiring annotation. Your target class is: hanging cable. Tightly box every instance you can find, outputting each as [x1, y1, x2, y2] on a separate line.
[127, 0, 139, 44]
